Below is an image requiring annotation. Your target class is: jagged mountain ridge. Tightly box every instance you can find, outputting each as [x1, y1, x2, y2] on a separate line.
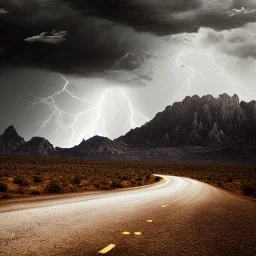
[118, 93, 256, 148]
[57, 136, 126, 159]
[15, 137, 55, 156]
[1, 94, 256, 163]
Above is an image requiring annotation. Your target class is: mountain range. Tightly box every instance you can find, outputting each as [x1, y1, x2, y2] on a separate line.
[1, 93, 256, 164]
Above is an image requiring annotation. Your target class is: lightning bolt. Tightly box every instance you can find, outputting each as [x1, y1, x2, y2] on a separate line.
[31, 75, 149, 147]
[120, 89, 150, 128]
[31, 75, 89, 142]
[175, 51, 203, 90]
[175, 46, 256, 95]
[112, 52, 142, 69]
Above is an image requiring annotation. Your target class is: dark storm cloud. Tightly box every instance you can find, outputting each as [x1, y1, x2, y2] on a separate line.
[64, 0, 256, 35]
[197, 23, 256, 60]
[0, 0, 156, 75]
[1, 0, 256, 76]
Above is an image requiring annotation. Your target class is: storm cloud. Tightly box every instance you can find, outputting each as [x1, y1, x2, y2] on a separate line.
[64, 0, 256, 34]
[1, 0, 256, 76]
[0, 0, 157, 75]
[190, 23, 256, 60]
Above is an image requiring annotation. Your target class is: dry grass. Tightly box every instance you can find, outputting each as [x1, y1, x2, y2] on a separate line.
[0, 154, 255, 199]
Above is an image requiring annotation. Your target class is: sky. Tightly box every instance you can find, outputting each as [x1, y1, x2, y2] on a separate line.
[1, 0, 256, 148]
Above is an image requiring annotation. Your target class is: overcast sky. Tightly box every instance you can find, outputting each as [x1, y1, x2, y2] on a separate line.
[1, 0, 256, 147]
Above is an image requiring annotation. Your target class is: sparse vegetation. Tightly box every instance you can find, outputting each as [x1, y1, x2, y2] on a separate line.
[0, 182, 7, 192]
[241, 182, 256, 196]
[0, 154, 255, 199]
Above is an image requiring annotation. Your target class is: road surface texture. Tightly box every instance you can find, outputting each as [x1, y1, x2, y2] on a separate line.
[0, 175, 255, 256]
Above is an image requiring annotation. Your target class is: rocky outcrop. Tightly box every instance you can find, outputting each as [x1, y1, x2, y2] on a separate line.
[0, 125, 25, 152]
[118, 94, 256, 148]
[15, 137, 55, 156]
[59, 136, 127, 159]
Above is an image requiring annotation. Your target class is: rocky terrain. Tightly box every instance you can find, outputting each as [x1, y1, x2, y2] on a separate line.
[15, 137, 55, 156]
[119, 93, 256, 148]
[1, 94, 256, 164]
[57, 135, 126, 159]
[0, 125, 25, 152]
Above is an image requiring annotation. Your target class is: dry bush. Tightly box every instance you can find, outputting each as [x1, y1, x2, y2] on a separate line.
[241, 183, 256, 195]
[0, 182, 7, 192]
[46, 180, 63, 193]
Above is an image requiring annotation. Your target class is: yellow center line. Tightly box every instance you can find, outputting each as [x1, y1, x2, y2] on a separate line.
[147, 220, 153, 223]
[122, 232, 130, 235]
[98, 244, 115, 254]
[134, 232, 142, 236]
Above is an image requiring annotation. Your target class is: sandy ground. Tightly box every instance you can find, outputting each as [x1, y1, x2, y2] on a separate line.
[0, 175, 255, 256]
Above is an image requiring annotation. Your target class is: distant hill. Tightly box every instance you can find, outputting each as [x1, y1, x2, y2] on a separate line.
[57, 135, 126, 159]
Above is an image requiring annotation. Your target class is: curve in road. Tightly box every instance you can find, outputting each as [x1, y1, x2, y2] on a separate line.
[0, 175, 255, 256]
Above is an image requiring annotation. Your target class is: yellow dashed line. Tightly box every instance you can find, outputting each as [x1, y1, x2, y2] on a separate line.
[134, 232, 142, 236]
[161, 205, 166, 208]
[147, 220, 153, 223]
[98, 244, 115, 254]
[122, 232, 130, 235]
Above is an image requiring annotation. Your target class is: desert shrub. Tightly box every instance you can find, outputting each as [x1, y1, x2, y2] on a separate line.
[111, 180, 122, 188]
[69, 184, 77, 192]
[130, 179, 136, 185]
[218, 182, 223, 187]
[13, 177, 23, 185]
[226, 176, 233, 182]
[94, 182, 100, 189]
[73, 176, 82, 185]
[241, 183, 255, 195]
[61, 178, 70, 187]
[13, 176, 31, 186]
[121, 180, 132, 187]
[34, 175, 42, 183]
[0, 182, 7, 192]
[155, 176, 162, 182]
[17, 186, 25, 194]
[136, 177, 142, 181]
[146, 174, 151, 180]
[46, 180, 63, 193]
[30, 190, 41, 195]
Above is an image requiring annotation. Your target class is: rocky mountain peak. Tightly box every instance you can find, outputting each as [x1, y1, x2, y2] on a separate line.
[2, 125, 19, 143]
[0, 125, 25, 151]
[15, 136, 55, 156]
[118, 93, 256, 148]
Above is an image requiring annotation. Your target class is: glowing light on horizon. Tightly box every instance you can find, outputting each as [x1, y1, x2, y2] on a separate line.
[31, 75, 149, 147]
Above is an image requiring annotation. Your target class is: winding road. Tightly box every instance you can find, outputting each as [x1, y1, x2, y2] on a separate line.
[0, 175, 255, 256]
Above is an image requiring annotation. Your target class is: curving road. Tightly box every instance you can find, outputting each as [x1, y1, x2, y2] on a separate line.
[0, 175, 255, 256]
